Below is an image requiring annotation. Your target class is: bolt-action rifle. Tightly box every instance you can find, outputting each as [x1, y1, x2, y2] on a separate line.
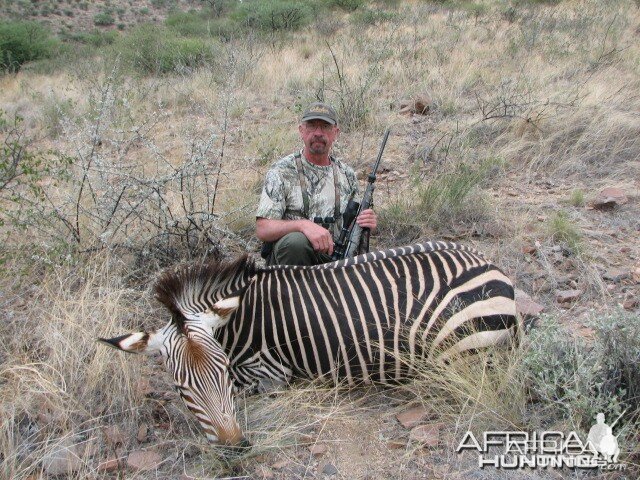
[332, 128, 390, 261]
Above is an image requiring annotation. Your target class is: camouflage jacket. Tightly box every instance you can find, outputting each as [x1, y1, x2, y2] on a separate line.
[256, 151, 359, 239]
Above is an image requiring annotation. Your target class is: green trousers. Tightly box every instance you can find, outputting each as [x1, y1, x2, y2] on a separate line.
[267, 232, 333, 266]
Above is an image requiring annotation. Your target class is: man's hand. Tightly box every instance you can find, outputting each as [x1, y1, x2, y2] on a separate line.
[301, 221, 334, 255]
[356, 209, 377, 230]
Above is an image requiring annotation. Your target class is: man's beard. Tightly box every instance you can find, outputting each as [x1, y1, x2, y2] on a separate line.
[309, 138, 327, 154]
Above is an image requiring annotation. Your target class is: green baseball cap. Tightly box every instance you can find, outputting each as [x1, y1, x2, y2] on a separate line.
[301, 102, 338, 125]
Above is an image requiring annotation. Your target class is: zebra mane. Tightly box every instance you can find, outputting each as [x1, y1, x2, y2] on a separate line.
[259, 241, 486, 272]
[154, 255, 255, 326]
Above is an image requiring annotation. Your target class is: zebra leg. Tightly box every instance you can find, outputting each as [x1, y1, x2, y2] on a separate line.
[231, 362, 292, 395]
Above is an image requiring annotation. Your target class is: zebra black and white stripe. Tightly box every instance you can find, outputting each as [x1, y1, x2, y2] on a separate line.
[101, 241, 519, 446]
[215, 241, 518, 388]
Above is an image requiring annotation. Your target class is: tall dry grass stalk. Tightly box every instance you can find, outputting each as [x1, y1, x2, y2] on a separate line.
[0, 254, 151, 478]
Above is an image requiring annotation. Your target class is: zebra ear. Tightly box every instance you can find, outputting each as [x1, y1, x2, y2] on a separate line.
[193, 296, 240, 329]
[98, 331, 164, 355]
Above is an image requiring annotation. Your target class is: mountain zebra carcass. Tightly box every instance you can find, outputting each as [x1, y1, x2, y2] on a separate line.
[100, 241, 519, 447]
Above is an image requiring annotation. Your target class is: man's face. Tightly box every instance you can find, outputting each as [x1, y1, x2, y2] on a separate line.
[299, 120, 339, 155]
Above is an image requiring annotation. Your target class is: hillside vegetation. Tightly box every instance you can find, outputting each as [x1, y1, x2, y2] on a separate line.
[1, 0, 639, 478]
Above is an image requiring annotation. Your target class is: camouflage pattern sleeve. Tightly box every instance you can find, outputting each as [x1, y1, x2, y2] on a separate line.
[256, 168, 286, 219]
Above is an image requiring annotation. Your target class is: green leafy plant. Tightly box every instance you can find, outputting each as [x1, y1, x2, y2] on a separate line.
[94, 12, 115, 27]
[546, 211, 582, 254]
[351, 8, 396, 26]
[568, 189, 585, 207]
[234, 0, 312, 33]
[0, 21, 58, 72]
[324, 0, 364, 11]
[523, 311, 639, 431]
[0, 110, 72, 230]
[116, 25, 217, 75]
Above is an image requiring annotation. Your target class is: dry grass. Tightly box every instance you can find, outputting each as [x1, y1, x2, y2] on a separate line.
[0, 254, 149, 478]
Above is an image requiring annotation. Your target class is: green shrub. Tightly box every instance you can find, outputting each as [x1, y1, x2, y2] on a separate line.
[546, 211, 581, 254]
[378, 157, 504, 237]
[568, 188, 584, 207]
[165, 11, 212, 36]
[416, 157, 505, 228]
[234, 0, 312, 32]
[94, 12, 115, 26]
[351, 8, 396, 26]
[523, 311, 639, 431]
[69, 29, 118, 47]
[1, 110, 73, 230]
[40, 94, 74, 138]
[116, 25, 217, 75]
[0, 21, 58, 73]
[200, 0, 235, 17]
[378, 198, 423, 245]
[325, 0, 364, 11]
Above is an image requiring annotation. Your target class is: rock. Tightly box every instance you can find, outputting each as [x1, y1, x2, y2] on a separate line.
[603, 269, 630, 283]
[386, 440, 406, 450]
[97, 458, 120, 473]
[532, 278, 551, 293]
[399, 95, 432, 115]
[127, 450, 162, 471]
[409, 424, 441, 447]
[42, 440, 82, 476]
[623, 298, 638, 311]
[521, 245, 537, 255]
[272, 459, 290, 470]
[575, 326, 596, 339]
[308, 443, 328, 457]
[298, 433, 316, 445]
[396, 405, 429, 429]
[322, 463, 339, 475]
[103, 425, 125, 446]
[591, 187, 628, 210]
[255, 465, 275, 479]
[137, 423, 148, 443]
[556, 289, 582, 304]
[515, 289, 544, 318]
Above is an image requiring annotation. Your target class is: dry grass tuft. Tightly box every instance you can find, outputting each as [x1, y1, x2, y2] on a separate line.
[0, 254, 151, 478]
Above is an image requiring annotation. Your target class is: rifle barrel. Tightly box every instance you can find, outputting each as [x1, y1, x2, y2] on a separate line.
[370, 128, 391, 181]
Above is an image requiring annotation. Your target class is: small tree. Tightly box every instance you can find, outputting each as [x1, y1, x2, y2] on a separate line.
[235, 0, 312, 33]
[0, 21, 57, 72]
